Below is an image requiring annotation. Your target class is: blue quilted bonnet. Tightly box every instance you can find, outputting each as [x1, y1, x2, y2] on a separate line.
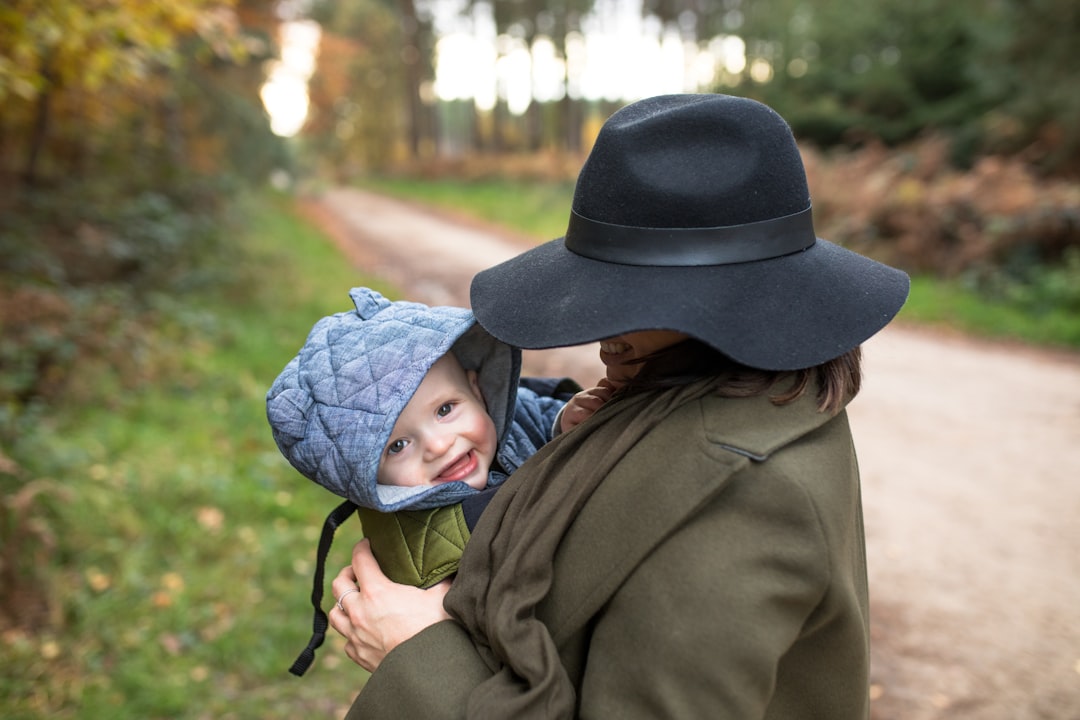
[266, 287, 519, 512]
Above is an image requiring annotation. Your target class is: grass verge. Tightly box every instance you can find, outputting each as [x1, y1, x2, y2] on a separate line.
[361, 176, 575, 244]
[903, 275, 1080, 348]
[1, 192, 390, 719]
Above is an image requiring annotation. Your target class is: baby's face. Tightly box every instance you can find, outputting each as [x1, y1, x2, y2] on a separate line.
[376, 354, 496, 491]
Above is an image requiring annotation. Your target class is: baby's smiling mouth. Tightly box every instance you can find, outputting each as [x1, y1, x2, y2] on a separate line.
[434, 450, 478, 483]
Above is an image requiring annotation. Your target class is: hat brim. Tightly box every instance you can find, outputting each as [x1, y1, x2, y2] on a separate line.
[470, 238, 910, 371]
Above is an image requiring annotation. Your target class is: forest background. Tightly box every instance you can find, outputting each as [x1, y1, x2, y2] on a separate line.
[1, 0, 1078, 717]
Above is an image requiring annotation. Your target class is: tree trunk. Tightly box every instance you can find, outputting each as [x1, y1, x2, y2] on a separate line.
[23, 58, 55, 188]
[397, 0, 422, 158]
[561, 95, 581, 153]
[160, 66, 186, 174]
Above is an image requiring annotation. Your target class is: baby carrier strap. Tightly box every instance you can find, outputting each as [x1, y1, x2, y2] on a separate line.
[289, 499, 358, 677]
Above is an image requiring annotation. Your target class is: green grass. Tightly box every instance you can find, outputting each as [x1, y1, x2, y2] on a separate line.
[1, 193, 391, 719]
[361, 177, 1080, 351]
[360, 176, 576, 243]
[900, 275, 1080, 348]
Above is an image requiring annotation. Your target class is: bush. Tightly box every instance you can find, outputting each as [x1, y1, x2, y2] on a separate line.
[803, 138, 1080, 278]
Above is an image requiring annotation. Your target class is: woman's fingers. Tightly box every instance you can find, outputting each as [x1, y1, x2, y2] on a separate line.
[350, 538, 386, 587]
[328, 539, 454, 672]
[330, 563, 359, 611]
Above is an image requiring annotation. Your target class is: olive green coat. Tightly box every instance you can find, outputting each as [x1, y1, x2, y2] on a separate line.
[347, 388, 871, 719]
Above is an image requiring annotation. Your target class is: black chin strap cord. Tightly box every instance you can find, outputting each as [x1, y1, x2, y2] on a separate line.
[289, 499, 358, 677]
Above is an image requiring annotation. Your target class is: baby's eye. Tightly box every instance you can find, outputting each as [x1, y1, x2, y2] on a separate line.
[436, 402, 455, 418]
[387, 438, 409, 455]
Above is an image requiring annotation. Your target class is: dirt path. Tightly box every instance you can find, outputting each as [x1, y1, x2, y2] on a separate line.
[301, 187, 1080, 720]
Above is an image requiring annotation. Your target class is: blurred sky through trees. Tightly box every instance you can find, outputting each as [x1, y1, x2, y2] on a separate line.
[262, 0, 752, 136]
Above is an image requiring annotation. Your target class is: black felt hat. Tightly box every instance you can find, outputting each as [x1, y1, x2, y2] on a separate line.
[470, 94, 910, 370]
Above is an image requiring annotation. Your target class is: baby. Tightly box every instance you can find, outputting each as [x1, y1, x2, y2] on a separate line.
[267, 287, 592, 674]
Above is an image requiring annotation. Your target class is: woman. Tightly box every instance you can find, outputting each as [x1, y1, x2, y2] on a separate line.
[328, 93, 910, 719]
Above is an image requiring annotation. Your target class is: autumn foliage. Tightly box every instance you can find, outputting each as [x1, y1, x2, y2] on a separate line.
[803, 138, 1080, 278]
[0, 0, 285, 635]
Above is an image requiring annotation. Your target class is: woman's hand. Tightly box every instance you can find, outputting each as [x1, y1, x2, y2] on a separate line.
[560, 378, 618, 433]
[329, 539, 453, 672]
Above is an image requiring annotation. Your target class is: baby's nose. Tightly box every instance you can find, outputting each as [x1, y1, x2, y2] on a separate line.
[422, 430, 455, 459]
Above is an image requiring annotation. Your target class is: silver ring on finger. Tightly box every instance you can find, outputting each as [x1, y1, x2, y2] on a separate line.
[336, 587, 360, 613]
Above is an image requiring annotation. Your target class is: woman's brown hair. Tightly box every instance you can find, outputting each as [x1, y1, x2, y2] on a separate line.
[621, 339, 862, 415]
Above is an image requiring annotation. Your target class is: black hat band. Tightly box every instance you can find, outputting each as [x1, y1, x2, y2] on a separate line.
[565, 205, 817, 267]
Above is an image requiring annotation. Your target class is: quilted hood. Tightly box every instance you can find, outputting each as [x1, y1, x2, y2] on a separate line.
[266, 287, 520, 512]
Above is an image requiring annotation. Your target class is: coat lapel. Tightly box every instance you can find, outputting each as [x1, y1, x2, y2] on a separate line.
[539, 402, 748, 646]
[538, 391, 840, 646]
